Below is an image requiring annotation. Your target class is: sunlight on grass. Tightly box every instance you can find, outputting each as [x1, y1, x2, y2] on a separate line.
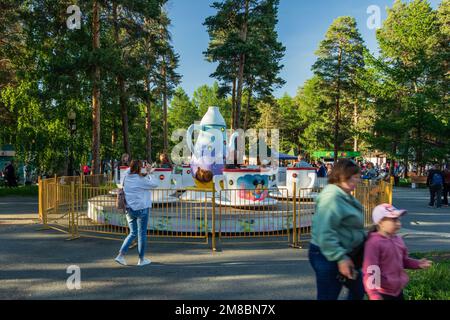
[405, 252, 450, 300]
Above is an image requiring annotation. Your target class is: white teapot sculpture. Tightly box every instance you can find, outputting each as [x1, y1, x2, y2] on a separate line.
[186, 107, 239, 189]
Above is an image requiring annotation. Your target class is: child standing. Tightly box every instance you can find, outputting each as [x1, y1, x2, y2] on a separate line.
[363, 204, 432, 300]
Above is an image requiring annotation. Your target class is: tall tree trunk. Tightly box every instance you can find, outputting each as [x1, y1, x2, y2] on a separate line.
[244, 82, 253, 131]
[334, 46, 342, 163]
[413, 82, 424, 175]
[403, 139, 409, 179]
[235, 0, 249, 130]
[118, 77, 130, 155]
[113, 2, 131, 156]
[144, 78, 153, 163]
[390, 141, 397, 176]
[235, 55, 246, 129]
[353, 99, 358, 152]
[91, 0, 101, 175]
[162, 57, 168, 154]
[111, 121, 117, 151]
[231, 77, 237, 129]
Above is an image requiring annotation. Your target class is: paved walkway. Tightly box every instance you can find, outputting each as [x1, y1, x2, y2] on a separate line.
[0, 196, 38, 225]
[0, 188, 448, 299]
[394, 188, 450, 252]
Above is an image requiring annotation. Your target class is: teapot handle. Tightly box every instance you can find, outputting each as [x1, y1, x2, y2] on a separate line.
[186, 124, 202, 153]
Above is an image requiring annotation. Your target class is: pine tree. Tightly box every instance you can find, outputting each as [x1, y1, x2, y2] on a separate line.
[368, 0, 449, 173]
[204, 0, 285, 129]
[312, 16, 366, 162]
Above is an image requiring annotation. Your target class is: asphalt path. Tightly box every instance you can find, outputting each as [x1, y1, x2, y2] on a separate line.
[0, 188, 448, 300]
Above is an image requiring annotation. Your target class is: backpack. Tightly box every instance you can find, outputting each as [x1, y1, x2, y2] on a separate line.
[431, 172, 444, 186]
[116, 176, 127, 212]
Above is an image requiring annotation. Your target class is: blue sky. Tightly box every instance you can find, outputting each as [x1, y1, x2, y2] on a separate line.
[167, 0, 442, 98]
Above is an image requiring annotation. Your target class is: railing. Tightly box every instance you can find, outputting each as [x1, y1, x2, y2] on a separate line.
[38, 175, 393, 250]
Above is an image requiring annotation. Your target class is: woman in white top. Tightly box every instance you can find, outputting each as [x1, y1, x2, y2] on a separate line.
[115, 160, 158, 267]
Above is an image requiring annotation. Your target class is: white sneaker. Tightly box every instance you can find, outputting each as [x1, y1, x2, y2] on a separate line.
[115, 254, 127, 266]
[137, 258, 151, 267]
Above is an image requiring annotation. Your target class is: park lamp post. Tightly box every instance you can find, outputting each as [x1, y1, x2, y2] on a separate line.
[68, 110, 77, 176]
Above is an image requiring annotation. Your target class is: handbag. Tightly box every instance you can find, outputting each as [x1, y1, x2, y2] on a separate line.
[116, 176, 127, 213]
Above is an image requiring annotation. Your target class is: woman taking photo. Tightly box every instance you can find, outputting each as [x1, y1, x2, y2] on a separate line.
[309, 159, 366, 300]
[115, 160, 158, 267]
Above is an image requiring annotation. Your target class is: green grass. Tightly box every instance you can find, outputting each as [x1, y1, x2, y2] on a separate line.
[404, 252, 450, 300]
[0, 185, 39, 197]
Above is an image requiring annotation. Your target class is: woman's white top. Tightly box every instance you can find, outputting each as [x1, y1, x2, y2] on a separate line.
[123, 173, 159, 211]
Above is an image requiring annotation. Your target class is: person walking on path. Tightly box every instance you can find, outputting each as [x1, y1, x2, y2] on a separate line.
[4, 162, 17, 187]
[115, 160, 158, 267]
[363, 204, 432, 300]
[426, 164, 445, 208]
[442, 167, 450, 207]
[309, 159, 366, 300]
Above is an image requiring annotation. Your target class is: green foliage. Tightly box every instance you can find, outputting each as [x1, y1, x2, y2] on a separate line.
[169, 88, 199, 132]
[405, 252, 450, 300]
[1, 0, 448, 175]
[256, 100, 281, 130]
[311, 16, 367, 159]
[363, 0, 450, 169]
[0, 0, 179, 173]
[204, 0, 285, 128]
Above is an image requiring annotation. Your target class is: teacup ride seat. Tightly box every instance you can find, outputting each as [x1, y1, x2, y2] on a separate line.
[214, 168, 278, 208]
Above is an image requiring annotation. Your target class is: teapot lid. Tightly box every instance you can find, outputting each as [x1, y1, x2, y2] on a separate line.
[201, 107, 226, 126]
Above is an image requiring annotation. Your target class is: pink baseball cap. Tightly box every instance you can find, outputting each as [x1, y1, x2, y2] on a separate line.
[372, 204, 407, 224]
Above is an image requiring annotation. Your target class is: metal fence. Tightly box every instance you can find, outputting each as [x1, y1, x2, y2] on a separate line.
[38, 176, 393, 250]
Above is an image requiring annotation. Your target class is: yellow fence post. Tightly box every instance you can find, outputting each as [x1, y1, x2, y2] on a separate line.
[38, 176, 43, 222]
[37, 176, 52, 231]
[54, 174, 59, 218]
[66, 181, 80, 241]
[36, 176, 49, 230]
[389, 176, 394, 205]
[292, 182, 297, 247]
[212, 184, 217, 252]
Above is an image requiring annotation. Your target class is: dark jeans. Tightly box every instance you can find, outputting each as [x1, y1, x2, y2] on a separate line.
[429, 185, 443, 208]
[381, 291, 404, 301]
[443, 184, 449, 206]
[308, 243, 365, 300]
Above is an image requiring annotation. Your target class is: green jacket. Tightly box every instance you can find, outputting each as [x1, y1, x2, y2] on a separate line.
[311, 184, 366, 263]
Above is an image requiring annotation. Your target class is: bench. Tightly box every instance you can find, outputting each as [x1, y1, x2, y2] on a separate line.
[410, 176, 427, 188]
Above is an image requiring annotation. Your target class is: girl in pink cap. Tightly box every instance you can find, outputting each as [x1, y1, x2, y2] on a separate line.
[363, 204, 432, 300]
